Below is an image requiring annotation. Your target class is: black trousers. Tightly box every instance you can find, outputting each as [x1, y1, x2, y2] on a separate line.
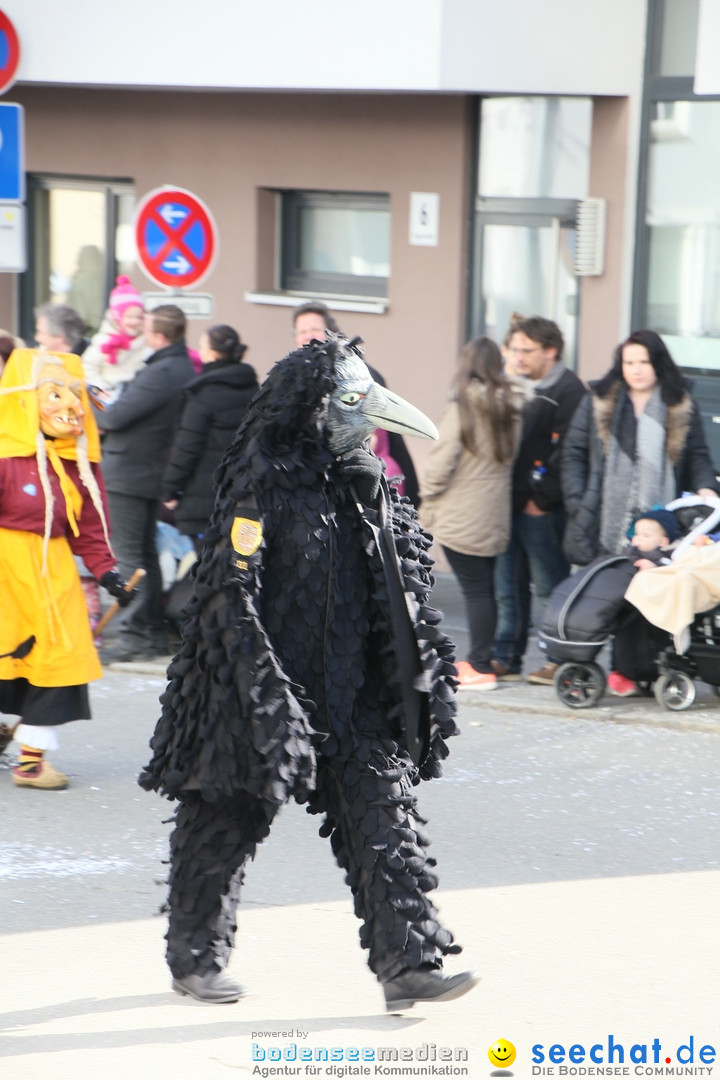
[612, 608, 667, 682]
[105, 491, 164, 637]
[442, 545, 497, 674]
[165, 743, 458, 984]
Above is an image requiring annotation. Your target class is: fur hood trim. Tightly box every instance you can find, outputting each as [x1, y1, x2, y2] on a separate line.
[592, 382, 693, 465]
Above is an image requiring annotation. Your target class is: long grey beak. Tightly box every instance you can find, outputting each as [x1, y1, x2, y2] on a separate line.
[363, 383, 438, 441]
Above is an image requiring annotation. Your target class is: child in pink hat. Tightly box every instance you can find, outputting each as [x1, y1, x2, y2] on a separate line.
[81, 275, 151, 397]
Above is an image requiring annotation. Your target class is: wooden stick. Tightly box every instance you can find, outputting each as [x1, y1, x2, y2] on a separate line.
[94, 568, 146, 637]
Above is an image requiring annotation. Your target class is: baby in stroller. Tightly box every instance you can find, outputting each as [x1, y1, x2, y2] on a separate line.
[625, 508, 678, 570]
[538, 495, 720, 710]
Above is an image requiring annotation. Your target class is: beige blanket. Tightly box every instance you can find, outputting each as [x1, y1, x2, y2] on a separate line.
[625, 544, 720, 653]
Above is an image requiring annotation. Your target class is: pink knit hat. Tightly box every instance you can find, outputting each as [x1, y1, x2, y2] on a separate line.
[109, 275, 143, 317]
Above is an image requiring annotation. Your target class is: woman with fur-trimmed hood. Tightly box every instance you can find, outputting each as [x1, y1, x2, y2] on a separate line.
[561, 330, 718, 697]
[562, 330, 718, 569]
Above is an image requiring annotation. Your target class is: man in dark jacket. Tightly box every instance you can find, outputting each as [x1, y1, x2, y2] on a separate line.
[94, 304, 195, 661]
[492, 316, 585, 685]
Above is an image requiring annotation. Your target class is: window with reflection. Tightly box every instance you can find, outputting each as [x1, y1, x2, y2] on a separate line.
[646, 99, 720, 369]
[478, 97, 592, 200]
[22, 177, 135, 342]
[282, 191, 390, 298]
[657, 0, 699, 77]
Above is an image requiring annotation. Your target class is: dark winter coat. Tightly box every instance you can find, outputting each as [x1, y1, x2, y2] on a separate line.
[512, 365, 585, 513]
[95, 341, 195, 500]
[139, 347, 459, 810]
[562, 383, 718, 566]
[161, 358, 259, 535]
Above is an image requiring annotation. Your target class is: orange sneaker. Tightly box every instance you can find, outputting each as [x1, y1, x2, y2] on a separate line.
[607, 671, 641, 697]
[455, 661, 498, 690]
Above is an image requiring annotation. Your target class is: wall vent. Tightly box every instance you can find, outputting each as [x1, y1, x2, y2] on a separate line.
[575, 197, 607, 276]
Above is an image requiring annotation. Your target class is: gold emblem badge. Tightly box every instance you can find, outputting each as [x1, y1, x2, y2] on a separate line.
[231, 516, 263, 557]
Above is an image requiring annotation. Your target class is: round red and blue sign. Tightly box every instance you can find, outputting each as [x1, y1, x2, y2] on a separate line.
[134, 186, 218, 290]
[0, 11, 20, 97]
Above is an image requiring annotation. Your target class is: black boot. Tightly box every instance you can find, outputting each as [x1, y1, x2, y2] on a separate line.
[382, 966, 480, 1012]
[172, 969, 245, 1003]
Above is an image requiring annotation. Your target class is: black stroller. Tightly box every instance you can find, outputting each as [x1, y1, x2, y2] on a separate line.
[537, 496, 720, 711]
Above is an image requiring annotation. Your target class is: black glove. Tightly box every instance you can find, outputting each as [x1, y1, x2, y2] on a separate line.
[99, 569, 138, 609]
[336, 448, 384, 505]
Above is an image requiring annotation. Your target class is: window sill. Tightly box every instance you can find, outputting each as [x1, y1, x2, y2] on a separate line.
[245, 291, 389, 315]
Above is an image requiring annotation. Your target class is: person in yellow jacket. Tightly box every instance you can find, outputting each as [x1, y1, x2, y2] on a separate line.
[0, 348, 135, 789]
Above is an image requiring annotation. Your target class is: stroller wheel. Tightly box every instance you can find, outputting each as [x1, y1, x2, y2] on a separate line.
[554, 662, 606, 709]
[653, 671, 696, 711]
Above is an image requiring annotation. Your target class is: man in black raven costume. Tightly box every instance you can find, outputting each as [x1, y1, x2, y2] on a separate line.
[139, 334, 479, 1011]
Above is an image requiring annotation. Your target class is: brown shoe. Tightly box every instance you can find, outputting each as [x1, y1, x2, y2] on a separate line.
[12, 761, 69, 790]
[526, 662, 559, 686]
[490, 660, 522, 682]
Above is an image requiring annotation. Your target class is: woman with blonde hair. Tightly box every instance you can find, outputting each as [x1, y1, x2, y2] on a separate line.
[420, 336, 530, 689]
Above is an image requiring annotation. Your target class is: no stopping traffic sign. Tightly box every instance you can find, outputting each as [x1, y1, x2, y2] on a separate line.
[0, 12, 20, 97]
[134, 186, 218, 289]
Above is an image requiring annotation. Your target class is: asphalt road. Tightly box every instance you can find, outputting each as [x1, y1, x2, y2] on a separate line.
[2, 663, 719, 935]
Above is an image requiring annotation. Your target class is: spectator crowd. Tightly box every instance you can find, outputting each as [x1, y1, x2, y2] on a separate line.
[0, 284, 718, 788]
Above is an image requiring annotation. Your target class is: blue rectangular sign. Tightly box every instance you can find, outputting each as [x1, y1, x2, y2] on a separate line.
[0, 103, 24, 202]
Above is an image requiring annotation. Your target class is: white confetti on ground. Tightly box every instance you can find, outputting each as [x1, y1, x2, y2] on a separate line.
[0, 844, 133, 880]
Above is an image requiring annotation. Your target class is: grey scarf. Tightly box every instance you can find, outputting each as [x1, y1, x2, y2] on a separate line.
[599, 385, 676, 554]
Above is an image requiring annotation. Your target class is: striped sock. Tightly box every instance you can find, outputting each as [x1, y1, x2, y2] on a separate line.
[16, 745, 44, 775]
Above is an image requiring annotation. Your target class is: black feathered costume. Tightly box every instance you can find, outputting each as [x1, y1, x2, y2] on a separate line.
[139, 337, 462, 987]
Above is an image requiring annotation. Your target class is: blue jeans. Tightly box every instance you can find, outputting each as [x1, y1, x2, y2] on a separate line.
[493, 506, 569, 671]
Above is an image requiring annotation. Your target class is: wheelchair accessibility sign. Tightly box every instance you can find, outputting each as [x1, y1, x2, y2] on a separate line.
[134, 186, 218, 289]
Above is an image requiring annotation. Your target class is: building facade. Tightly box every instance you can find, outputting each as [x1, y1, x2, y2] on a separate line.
[2, 0, 719, 467]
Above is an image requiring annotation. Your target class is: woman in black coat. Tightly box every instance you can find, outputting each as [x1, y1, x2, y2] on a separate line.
[162, 325, 259, 544]
[562, 330, 717, 569]
[561, 329, 718, 696]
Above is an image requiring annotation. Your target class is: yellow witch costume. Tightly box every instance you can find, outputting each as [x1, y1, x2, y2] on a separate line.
[0, 349, 110, 690]
[0, 349, 122, 750]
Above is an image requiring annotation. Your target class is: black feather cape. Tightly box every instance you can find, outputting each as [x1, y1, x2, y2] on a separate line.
[139, 343, 459, 811]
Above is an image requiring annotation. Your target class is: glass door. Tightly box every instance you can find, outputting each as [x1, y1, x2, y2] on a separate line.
[20, 176, 136, 343]
[470, 198, 580, 367]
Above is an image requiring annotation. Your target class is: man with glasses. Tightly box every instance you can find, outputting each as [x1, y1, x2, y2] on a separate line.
[492, 316, 585, 685]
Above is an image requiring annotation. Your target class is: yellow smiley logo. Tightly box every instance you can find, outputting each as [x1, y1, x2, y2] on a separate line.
[488, 1040, 516, 1069]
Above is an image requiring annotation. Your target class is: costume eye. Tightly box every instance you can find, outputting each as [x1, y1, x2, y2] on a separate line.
[340, 392, 364, 406]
